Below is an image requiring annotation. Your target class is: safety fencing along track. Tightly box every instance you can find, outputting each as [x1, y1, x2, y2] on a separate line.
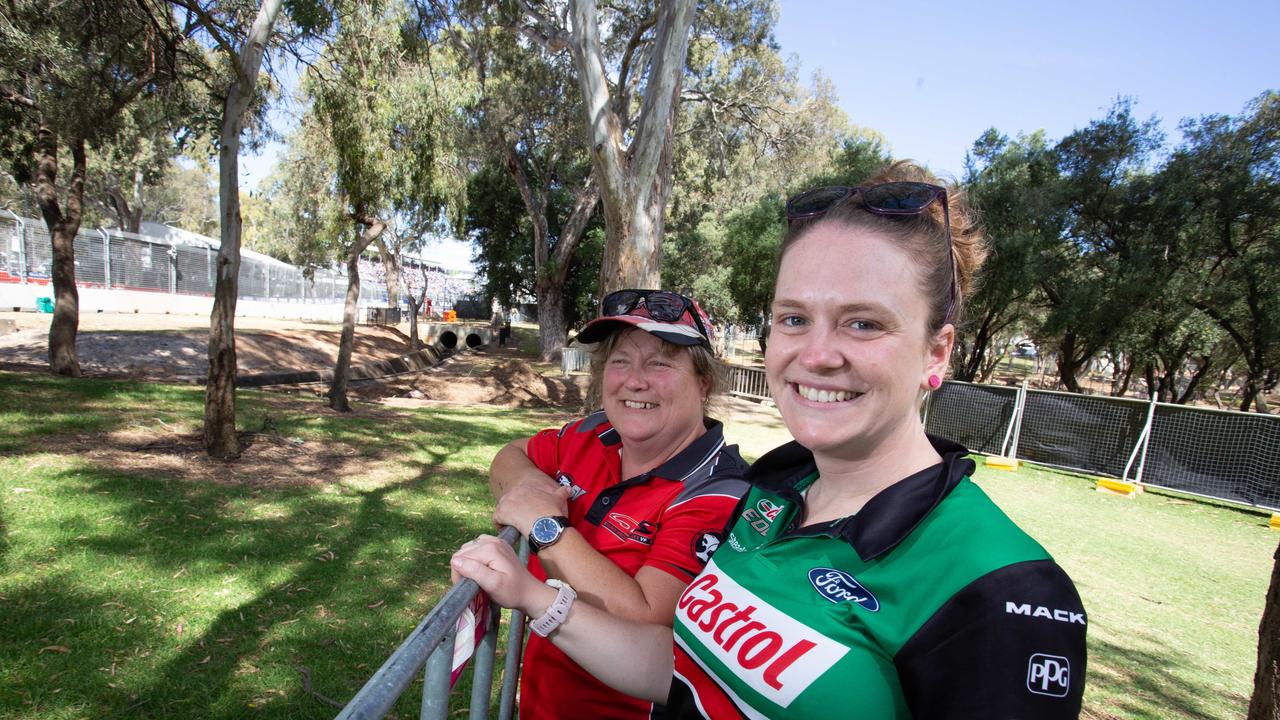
[925, 381, 1280, 511]
[335, 526, 526, 720]
[562, 351, 1280, 510]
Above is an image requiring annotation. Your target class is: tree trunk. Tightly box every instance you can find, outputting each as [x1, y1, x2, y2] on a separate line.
[1111, 353, 1136, 397]
[1249, 542, 1280, 720]
[1177, 355, 1213, 404]
[106, 170, 144, 234]
[598, 174, 667, 294]
[374, 237, 402, 320]
[203, 0, 284, 458]
[329, 217, 385, 412]
[566, 0, 695, 296]
[1056, 334, 1085, 393]
[406, 296, 423, 350]
[536, 282, 567, 362]
[33, 124, 86, 377]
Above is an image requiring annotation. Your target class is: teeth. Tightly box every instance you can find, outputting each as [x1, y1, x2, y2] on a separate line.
[623, 400, 656, 409]
[796, 384, 857, 403]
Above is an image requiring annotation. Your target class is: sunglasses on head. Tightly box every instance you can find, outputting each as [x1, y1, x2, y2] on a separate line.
[785, 181, 958, 326]
[601, 289, 711, 343]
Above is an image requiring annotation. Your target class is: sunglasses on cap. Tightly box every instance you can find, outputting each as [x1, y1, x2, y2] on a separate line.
[785, 181, 958, 326]
[601, 289, 712, 344]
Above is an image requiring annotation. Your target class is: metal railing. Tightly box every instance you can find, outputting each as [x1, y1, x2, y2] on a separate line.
[561, 346, 590, 376]
[561, 346, 770, 404]
[727, 365, 770, 401]
[335, 526, 527, 720]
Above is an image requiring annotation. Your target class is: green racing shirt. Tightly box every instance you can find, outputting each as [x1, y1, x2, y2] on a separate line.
[667, 436, 1087, 719]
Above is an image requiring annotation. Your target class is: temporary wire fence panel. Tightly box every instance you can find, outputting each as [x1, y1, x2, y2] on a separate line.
[924, 381, 1018, 455]
[1144, 403, 1280, 508]
[1015, 389, 1148, 478]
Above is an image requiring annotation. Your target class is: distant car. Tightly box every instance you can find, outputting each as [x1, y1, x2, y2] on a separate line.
[1013, 342, 1038, 358]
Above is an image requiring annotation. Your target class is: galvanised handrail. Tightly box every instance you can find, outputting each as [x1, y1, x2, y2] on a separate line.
[335, 525, 527, 720]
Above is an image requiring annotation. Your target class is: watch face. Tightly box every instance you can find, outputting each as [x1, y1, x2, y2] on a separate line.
[531, 517, 562, 545]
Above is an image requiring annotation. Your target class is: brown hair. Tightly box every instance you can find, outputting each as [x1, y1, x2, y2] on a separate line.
[781, 161, 987, 333]
[583, 327, 729, 414]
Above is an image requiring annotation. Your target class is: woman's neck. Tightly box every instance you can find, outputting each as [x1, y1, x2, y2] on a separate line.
[803, 428, 941, 526]
[619, 422, 707, 480]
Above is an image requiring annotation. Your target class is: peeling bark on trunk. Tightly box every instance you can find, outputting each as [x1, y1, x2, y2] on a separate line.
[565, 0, 695, 295]
[329, 216, 385, 413]
[32, 123, 86, 377]
[203, 0, 284, 458]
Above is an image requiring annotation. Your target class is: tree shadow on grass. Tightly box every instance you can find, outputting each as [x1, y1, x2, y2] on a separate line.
[1, 399, 535, 719]
[1085, 630, 1249, 720]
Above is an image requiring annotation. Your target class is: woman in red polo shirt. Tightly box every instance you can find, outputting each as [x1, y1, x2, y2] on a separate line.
[488, 290, 751, 719]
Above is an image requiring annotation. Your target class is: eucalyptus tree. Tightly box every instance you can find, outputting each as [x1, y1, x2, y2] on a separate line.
[664, 16, 851, 324]
[1035, 101, 1173, 393]
[485, 0, 697, 293]
[1173, 92, 1280, 413]
[172, 0, 322, 456]
[436, 5, 600, 360]
[302, 0, 469, 411]
[956, 129, 1061, 382]
[0, 0, 190, 376]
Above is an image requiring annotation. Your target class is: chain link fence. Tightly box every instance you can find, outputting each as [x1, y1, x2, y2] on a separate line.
[0, 214, 474, 310]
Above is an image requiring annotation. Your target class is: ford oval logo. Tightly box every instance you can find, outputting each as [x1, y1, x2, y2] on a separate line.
[808, 567, 879, 612]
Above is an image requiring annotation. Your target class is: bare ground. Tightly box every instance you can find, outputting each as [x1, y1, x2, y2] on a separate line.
[0, 312, 599, 482]
[0, 311, 790, 485]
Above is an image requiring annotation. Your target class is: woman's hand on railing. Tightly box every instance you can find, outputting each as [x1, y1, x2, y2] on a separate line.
[492, 479, 570, 536]
[451, 534, 555, 617]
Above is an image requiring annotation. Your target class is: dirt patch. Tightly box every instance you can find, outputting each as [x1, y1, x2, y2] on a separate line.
[40, 393, 440, 488]
[0, 317, 416, 381]
[0, 311, 586, 411]
[350, 354, 586, 410]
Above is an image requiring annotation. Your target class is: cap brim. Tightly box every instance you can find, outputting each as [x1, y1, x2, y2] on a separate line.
[575, 315, 707, 347]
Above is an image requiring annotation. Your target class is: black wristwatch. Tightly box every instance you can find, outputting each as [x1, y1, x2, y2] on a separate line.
[528, 515, 571, 554]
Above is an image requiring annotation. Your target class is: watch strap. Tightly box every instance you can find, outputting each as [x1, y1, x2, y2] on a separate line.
[529, 579, 576, 637]
[529, 515, 571, 554]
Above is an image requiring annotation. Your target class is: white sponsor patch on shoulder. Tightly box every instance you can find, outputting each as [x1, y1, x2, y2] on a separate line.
[676, 559, 848, 708]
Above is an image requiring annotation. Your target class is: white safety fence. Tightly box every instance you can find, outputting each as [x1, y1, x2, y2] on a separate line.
[0, 214, 477, 317]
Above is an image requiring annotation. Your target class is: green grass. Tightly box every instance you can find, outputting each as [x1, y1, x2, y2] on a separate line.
[0, 371, 1273, 719]
[0, 372, 565, 719]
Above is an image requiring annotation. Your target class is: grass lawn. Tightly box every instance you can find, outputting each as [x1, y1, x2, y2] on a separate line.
[0, 371, 1273, 719]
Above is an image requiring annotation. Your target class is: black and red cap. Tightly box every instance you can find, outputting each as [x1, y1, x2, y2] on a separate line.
[576, 289, 714, 349]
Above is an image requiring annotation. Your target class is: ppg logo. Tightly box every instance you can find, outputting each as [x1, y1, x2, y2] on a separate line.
[1026, 653, 1070, 697]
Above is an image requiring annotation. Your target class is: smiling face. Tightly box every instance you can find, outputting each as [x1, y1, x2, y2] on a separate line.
[602, 328, 709, 454]
[766, 222, 953, 463]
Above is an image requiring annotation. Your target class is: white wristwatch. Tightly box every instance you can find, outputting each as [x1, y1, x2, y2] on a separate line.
[529, 579, 577, 638]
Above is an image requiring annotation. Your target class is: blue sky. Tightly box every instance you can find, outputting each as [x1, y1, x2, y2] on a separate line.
[240, 0, 1278, 269]
[771, 0, 1278, 180]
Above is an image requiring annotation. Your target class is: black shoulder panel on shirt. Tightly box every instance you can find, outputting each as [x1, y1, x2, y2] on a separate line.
[895, 559, 1087, 719]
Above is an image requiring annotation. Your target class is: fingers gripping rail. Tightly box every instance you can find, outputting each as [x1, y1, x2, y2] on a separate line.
[334, 526, 527, 720]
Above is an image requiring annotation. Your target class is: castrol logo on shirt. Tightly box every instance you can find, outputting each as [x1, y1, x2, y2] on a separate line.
[676, 560, 848, 708]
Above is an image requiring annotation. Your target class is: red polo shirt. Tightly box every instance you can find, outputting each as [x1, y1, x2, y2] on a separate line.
[518, 411, 750, 720]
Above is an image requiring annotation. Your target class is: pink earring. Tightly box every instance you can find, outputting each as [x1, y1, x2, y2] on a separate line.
[928, 374, 942, 390]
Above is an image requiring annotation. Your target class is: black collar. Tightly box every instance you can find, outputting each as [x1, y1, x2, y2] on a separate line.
[588, 411, 728, 484]
[746, 434, 975, 561]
